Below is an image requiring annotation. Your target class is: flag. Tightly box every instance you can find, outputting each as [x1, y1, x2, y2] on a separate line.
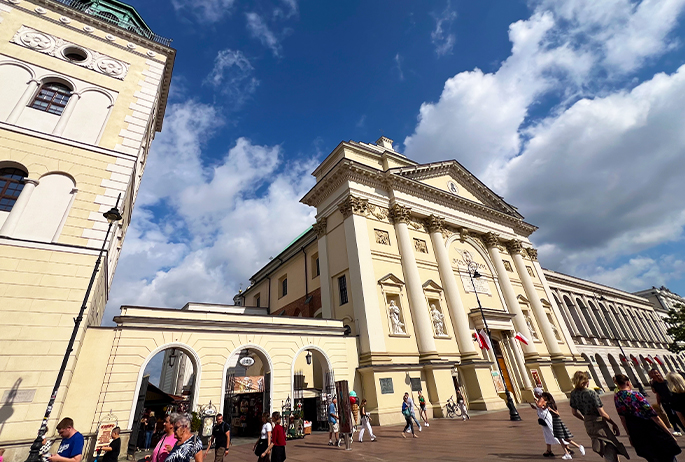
[655, 355, 664, 366]
[475, 330, 486, 350]
[646, 355, 654, 365]
[620, 356, 627, 363]
[479, 329, 492, 350]
[514, 332, 530, 345]
[632, 356, 639, 366]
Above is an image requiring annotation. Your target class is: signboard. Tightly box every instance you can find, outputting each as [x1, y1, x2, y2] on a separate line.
[491, 371, 505, 393]
[2, 389, 35, 403]
[93, 423, 117, 456]
[461, 274, 492, 295]
[379, 378, 394, 395]
[233, 376, 264, 393]
[531, 369, 543, 388]
[410, 378, 422, 392]
[239, 357, 255, 367]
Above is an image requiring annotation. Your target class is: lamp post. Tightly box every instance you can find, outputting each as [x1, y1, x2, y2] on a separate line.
[25, 195, 123, 462]
[468, 261, 521, 421]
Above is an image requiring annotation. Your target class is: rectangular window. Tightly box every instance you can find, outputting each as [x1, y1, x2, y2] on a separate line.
[316, 258, 320, 277]
[338, 275, 348, 305]
[254, 294, 260, 307]
[311, 253, 320, 278]
[278, 275, 288, 298]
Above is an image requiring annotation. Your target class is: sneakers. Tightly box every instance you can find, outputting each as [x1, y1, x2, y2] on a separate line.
[328, 441, 333, 446]
[418, 426, 422, 432]
[371, 437, 377, 442]
[562, 454, 573, 460]
[406, 428, 412, 433]
[674, 431, 683, 437]
[543, 452, 555, 458]
[337, 439, 342, 447]
[578, 446, 585, 456]
[425, 423, 429, 427]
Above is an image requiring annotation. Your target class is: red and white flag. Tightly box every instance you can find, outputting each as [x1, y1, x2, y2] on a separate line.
[475, 330, 486, 349]
[479, 329, 492, 350]
[620, 356, 627, 363]
[646, 355, 654, 365]
[655, 355, 664, 366]
[514, 332, 530, 345]
[632, 356, 639, 366]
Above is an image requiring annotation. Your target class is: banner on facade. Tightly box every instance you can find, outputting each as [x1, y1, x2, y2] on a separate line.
[93, 422, 117, 457]
[491, 371, 505, 393]
[233, 376, 264, 393]
[530, 369, 543, 388]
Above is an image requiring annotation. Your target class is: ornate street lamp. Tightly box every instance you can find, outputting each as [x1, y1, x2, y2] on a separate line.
[468, 261, 521, 421]
[305, 350, 312, 365]
[25, 195, 124, 462]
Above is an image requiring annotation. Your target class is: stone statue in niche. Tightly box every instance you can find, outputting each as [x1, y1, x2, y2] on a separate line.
[388, 300, 405, 334]
[525, 314, 539, 340]
[430, 304, 446, 336]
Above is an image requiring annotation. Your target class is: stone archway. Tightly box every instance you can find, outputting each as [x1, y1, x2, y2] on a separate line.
[631, 355, 649, 386]
[595, 354, 613, 389]
[607, 354, 622, 376]
[291, 345, 335, 430]
[581, 354, 603, 390]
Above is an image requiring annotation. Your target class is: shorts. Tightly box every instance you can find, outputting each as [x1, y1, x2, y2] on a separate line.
[420, 404, 426, 411]
[329, 422, 339, 433]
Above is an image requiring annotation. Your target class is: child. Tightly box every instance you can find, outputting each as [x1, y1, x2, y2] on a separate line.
[542, 392, 585, 460]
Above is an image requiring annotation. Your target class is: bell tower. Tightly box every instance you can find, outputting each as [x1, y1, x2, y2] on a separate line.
[0, 0, 174, 455]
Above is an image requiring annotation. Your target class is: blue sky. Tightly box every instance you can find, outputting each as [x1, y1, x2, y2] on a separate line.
[105, 0, 685, 322]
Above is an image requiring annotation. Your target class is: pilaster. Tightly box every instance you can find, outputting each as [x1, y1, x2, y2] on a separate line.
[313, 218, 332, 319]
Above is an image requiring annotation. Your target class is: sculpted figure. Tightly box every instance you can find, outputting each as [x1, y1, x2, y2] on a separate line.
[388, 300, 405, 334]
[525, 314, 539, 340]
[431, 304, 446, 336]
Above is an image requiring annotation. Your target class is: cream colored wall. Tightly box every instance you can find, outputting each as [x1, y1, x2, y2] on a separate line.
[420, 175, 484, 204]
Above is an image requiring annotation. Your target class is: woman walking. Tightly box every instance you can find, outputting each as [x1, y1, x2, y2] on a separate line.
[401, 395, 418, 439]
[270, 412, 286, 462]
[151, 415, 177, 462]
[164, 414, 203, 462]
[570, 371, 628, 462]
[667, 372, 685, 429]
[456, 390, 469, 421]
[544, 392, 585, 459]
[253, 413, 272, 462]
[416, 391, 429, 427]
[530, 389, 560, 457]
[614, 373, 680, 462]
[358, 399, 377, 442]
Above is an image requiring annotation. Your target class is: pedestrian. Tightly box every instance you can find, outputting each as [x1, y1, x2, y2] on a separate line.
[253, 412, 272, 462]
[529, 389, 560, 458]
[544, 392, 585, 459]
[0, 448, 5, 462]
[358, 399, 376, 442]
[328, 397, 339, 447]
[650, 369, 684, 436]
[165, 414, 203, 462]
[100, 427, 121, 462]
[404, 392, 422, 432]
[614, 373, 681, 462]
[667, 371, 685, 430]
[145, 412, 156, 449]
[456, 390, 469, 421]
[49, 418, 84, 462]
[401, 395, 418, 439]
[417, 391, 429, 427]
[270, 412, 286, 462]
[151, 415, 177, 462]
[205, 414, 230, 462]
[570, 371, 628, 462]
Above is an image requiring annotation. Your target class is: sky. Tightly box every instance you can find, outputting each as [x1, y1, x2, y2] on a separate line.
[104, 0, 685, 324]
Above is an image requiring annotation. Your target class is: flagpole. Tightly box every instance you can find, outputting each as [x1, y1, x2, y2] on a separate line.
[468, 261, 521, 421]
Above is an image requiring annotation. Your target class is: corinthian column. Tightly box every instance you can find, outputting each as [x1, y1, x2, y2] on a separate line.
[483, 232, 539, 357]
[426, 215, 477, 358]
[390, 204, 439, 360]
[508, 240, 563, 357]
[339, 195, 387, 357]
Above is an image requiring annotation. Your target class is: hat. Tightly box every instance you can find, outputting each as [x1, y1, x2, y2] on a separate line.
[349, 391, 357, 397]
[533, 387, 544, 397]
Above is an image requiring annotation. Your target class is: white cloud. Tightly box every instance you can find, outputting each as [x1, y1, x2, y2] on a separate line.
[204, 49, 259, 108]
[394, 53, 404, 81]
[583, 256, 685, 292]
[246, 12, 282, 57]
[356, 114, 366, 128]
[105, 101, 317, 322]
[404, 0, 685, 290]
[170, 0, 235, 24]
[430, 1, 457, 56]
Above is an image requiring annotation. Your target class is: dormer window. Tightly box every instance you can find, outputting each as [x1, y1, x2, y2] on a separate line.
[30, 82, 72, 116]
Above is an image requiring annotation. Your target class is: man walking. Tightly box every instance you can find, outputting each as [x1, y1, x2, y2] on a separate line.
[328, 397, 339, 447]
[649, 369, 684, 436]
[404, 393, 422, 432]
[205, 414, 230, 462]
[49, 418, 84, 462]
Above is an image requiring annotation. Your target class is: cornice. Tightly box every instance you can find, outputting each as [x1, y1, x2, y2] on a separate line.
[544, 270, 653, 308]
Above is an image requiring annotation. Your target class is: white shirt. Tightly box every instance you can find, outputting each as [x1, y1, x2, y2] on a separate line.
[260, 422, 272, 439]
[407, 396, 415, 412]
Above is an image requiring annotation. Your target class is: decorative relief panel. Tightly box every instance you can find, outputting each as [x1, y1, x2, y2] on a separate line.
[375, 229, 390, 245]
[11, 26, 129, 80]
[367, 204, 389, 221]
[526, 266, 535, 277]
[503, 260, 513, 272]
[413, 238, 428, 253]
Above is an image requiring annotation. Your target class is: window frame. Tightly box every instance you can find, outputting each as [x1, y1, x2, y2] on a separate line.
[30, 82, 72, 116]
[338, 275, 348, 305]
[0, 167, 28, 212]
[278, 275, 288, 299]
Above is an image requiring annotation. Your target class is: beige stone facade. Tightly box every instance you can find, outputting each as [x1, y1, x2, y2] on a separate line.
[0, 0, 173, 455]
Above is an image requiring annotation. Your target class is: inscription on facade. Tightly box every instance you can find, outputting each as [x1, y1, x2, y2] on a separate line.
[460, 274, 492, 295]
[379, 378, 394, 394]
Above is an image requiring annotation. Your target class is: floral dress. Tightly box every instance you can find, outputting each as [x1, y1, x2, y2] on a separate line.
[614, 389, 657, 420]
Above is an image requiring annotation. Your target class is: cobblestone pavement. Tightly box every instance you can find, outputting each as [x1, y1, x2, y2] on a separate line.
[214, 394, 685, 461]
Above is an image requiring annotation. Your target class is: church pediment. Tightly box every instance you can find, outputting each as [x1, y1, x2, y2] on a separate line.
[378, 273, 405, 287]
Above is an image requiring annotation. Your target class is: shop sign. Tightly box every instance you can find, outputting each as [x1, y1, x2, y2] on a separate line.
[239, 357, 255, 367]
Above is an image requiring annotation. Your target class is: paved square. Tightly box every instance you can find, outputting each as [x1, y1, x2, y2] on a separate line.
[220, 394, 685, 461]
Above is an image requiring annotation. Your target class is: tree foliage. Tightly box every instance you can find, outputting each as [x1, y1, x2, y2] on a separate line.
[666, 302, 685, 353]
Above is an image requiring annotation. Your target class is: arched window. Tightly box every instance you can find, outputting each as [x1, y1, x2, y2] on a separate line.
[30, 82, 72, 115]
[0, 167, 27, 212]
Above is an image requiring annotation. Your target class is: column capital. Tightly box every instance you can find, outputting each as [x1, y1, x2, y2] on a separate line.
[389, 203, 411, 224]
[312, 218, 327, 238]
[424, 215, 445, 234]
[526, 247, 538, 261]
[482, 232, 501, 249]
[506, 239, 524, 255]
[459, 227, 470, 242]
[338, 195, 369, 218]
[23, 178, 40, 186]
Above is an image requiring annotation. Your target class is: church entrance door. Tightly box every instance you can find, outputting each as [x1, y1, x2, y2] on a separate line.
[492, 340, 514, 393]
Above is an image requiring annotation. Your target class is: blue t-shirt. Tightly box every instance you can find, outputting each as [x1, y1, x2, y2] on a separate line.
[328, 403, 337, 423]
[58, 432, 84, 459]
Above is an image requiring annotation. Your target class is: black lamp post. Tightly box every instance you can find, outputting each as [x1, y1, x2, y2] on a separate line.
[468, 262, 521, 421]
[25, 195, 123, 462]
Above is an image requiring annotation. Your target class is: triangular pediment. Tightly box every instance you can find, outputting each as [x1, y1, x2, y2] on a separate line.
[389, 161, 522, 218]
[422, 280, 443, 292]
[378, 273, 405, 286]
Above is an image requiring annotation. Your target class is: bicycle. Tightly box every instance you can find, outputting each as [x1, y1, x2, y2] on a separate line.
[445, 395, 462, 418]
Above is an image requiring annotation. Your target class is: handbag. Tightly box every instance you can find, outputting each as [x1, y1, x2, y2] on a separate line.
[402, 408, 411, 417]
[538, 418, 547, 427]
[254, 439, 268, 457]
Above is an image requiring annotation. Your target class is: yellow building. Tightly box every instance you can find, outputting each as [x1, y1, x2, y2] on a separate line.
[0, 0, 173, 456]
[238, 136, 587, 425]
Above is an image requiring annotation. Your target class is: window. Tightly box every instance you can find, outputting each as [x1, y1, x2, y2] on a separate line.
[0, 168, 27, 212]
[280, 277, 288, 298]
[311, 253, 320, 278]
[338, 275, 348, 305]
[30, 82, 72, 115]
[254, 294, 260, 307]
